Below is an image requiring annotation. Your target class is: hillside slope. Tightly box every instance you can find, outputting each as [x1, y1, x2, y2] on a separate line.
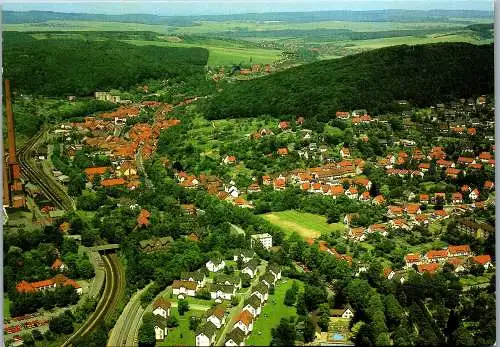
[203, 43, 493, 119]
[3, 32, 209, 96]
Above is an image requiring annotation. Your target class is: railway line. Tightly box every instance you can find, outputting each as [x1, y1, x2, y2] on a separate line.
[17, 129, 75, 211]
[62, 253, 125, 347]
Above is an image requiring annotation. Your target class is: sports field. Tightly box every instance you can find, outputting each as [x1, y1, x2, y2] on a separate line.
[263, 210, 346, 239]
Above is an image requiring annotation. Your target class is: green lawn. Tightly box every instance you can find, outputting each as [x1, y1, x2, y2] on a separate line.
[158, 308, 205, 346]
[246, 278, 303, 346]
[263, 210, 346, 239]
[124, 39, 282, 66]
[4, 297, 11, 319]
[460, 272, 494, 287]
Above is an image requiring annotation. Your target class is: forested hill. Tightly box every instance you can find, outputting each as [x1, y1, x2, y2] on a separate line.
[203, 43, 493, 119]
[2, 32, 209, 96]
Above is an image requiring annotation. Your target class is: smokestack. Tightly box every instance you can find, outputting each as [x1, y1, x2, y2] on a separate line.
[4, 80, 17, 165]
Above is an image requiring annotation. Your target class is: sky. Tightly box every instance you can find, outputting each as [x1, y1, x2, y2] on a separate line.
[1, 1, 495, 16]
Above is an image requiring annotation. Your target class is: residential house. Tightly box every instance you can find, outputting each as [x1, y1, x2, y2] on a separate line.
[348, 227, 366, 242]
[383, 268, 395, 280]
[273, 177, 286, 191]
[452, 192, 463, 204]
[206, 304, 226, 329]
[372, 195, 386, 205]
[209, 284, 236, 301]
[16, 274, 82, 295]
[470, 255, 494, 269]
[345, 186, 358, 199]
[278, 121, 290, 130]
[206, 258, 226, 272]
[233, 310, 254, 335]
[154, 316, 168, 341]
[196, 322, 218, 347]
[340, 147, 351, 158]
[233, 249, 255, 263]
[425, 250, 448, 263]
[331, 185, 345, 199]
[387, 206, 404, 218]
[277, 148, 289, 156]
[484, 180, 495, 190]
[447, 257, 466, 273]
[417, 263, 440, 274]
[447, 245, 471, 257]
[405, 203, 421, 216]
[225, 327, 246, 346]
[242, 259, 260, 279]
[137, 209, 152, 228]
[251, 283, 269, 303]
[215, 275, 242, 290]
[243, 294, 262, 317]
[390, 219, 410, 231]
[172, 280, 197, 298]
[404, 253, 422, 269]
[330, 304, 355, 319]
[152, 297, 171, 319]
[367, 224, 387, 237]
[181, 272, 207, 288]
[469, 189, 480, 201]
[268, 264, 282, 282]
[359, 191, 371, 202]
[223, 155, 237, 165]
[51, 259, 68, 272]
[259, 272, 277, 288]
[250, 233, 273, 250]
[419, 194, 430, 204]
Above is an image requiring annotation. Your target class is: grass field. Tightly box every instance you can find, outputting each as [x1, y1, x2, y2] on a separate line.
[263, 210, 346, 239]
[159, 308, 205, 346]
[4, 20, 171, 33]
[459, 272, 494, 287]
[124, 39, 282, 66]
[246, 278, 303, 346]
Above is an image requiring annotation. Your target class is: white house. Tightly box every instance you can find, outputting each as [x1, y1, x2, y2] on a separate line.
[225, 327, 246, 346]
[152, 297, 171, 319]
[250, 233, 273, 250]
[206, 304, 226, 329]
[469, 189, 480, 201]
[268, 265, 282, 281]
[215, 275, 242, 290]
[181, 272, 207, 288]
[330, 305, 355, 319]
[242, 294, 262, 317]
[206, 259, 226, 272]
[250, 283, 269, 303]
[233, 310, 254, 335]
[233, 249, 255, 263]
[196, 322, 218, 347]
[209, 284, 236, 301]
[172, 280, 197, 297]
[241, 259, 260, 279]
[154, 316, 168, 341]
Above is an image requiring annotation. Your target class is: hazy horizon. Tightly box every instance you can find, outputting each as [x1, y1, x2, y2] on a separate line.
[2, 1, 494, 17]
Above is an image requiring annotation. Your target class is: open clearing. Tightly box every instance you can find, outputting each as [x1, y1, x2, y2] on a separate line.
[264, 210, 346, 239]
[246, 278, 302, 346]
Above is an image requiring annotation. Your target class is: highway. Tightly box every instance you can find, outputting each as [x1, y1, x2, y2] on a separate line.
[17, 129, 75, 211]
[62, 253, 125, 347]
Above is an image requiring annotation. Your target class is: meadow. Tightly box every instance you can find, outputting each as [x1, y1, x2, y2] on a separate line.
[263, 210, 346, 239]
[159, 308, 205, 346]
[246, 278, 303, 346]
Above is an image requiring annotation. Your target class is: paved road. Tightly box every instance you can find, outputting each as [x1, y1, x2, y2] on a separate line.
[135, 147, 153, 190]
[108, 283, 153, 347]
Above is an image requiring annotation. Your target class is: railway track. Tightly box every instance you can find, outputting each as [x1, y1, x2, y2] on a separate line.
[62, 253, 125, 347]
[17, 129, 74, 211]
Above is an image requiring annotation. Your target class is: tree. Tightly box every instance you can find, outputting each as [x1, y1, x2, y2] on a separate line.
[303, 316, 316, 342]
[271, 317, 296, 346]
[138, 321, 155, 346]
[189, 316, 201, 331]
[49, 311, 74, 335]
[178, 299, 190, 315]
[284, 285, 298, 306]
[303, 284, 328, 311]
[296, 293, 307, 316]
[241, 273, 251, 288]
[454, 326, 474, 346]
[167, 315, 179, 328]
[32, 329, 44, 341]
[231, 295, 240, 306]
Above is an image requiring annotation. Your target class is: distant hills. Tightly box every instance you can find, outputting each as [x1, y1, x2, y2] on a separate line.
[202, 42, 494, 119]
[3, 9, 493, 26]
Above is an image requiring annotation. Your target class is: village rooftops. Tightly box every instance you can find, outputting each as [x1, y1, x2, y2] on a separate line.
[207, 304, 226, 319]
[225, 327, 246, 345]
[209, 283, 235, 293]
[153, 297, 172, 310]
[471, 255, 492, 265]
[244, 294, 262, 310]
[447, 244, 471, 255]
[181, 271, 205, 282]
[417, 263, 440, 274]
[236, 310, 254, 326]
[196, 321, 217, 338]
[214, 274, 240, 286]
[172, 280, 197, 290]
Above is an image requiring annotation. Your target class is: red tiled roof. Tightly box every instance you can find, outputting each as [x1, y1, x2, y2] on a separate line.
[137, 209, 151, 227]
[417, 263, 440, 274]
[236, 310, 254, 326]
[426, 249, 448, 259]
[51, 259, 64, 271]
[471, 255, 492, 265]
[405, 253, 421, 263]
[406, 203, 420, 214]
[419, 194, 429, 201]
[448, 244, 470, 255]
[331, 185, 344, 196]
[101, 178, 126, 187]
[172, 280, 197, 290]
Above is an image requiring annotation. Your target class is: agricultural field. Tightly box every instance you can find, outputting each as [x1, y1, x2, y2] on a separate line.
[263, 210, 346, 239]
[246, 278, 303, 346]
[4, 298, 11, 320]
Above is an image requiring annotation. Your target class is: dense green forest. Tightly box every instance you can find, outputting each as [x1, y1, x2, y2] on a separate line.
[202, 43, 494, 119]
[3, 32, 209, 96]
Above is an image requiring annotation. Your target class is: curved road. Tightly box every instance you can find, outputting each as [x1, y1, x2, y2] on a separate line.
[62, 253, 125, 347]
